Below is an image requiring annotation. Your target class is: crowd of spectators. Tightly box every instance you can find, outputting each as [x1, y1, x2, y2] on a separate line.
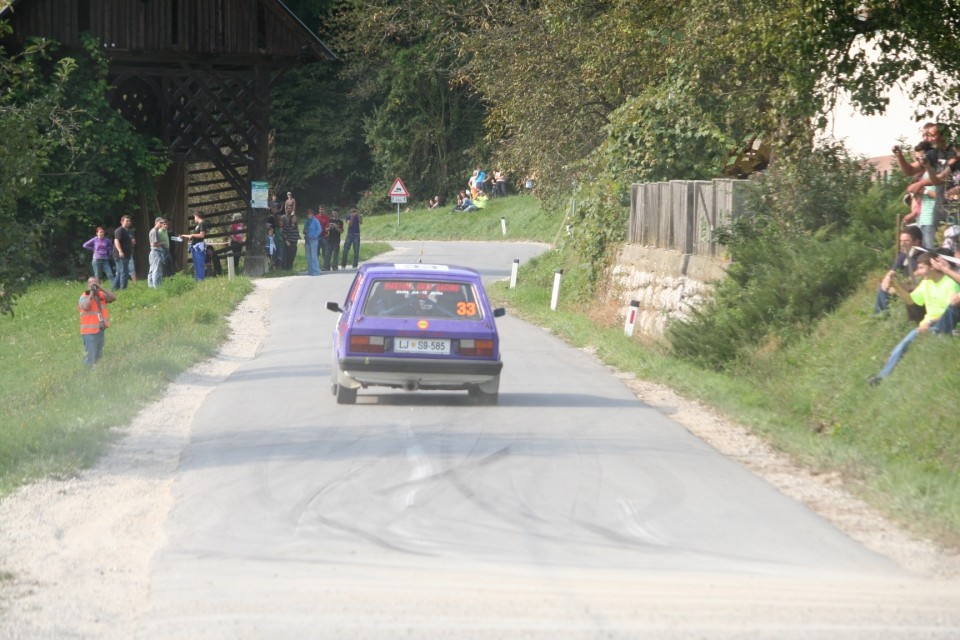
[868, 122, 960, 384]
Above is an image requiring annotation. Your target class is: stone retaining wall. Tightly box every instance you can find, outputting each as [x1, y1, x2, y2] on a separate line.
[608, 245, 729, 337]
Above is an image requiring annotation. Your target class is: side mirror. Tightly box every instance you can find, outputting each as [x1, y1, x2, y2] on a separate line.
[326, 301, 343, 313]
[493, 307, 506, 318]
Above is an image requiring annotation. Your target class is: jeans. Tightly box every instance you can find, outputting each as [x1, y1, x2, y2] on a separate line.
[162, 248, 174, 276]
[305, 237, 321, 275]
[874, 287, 890, 313]
[875, 306, 960, 379]
[148, 249, 164, 288]
[342, 233, 360, 268]
[113, 256, 130, 290]
[190, 243, 206, 281]
[324, 239, 340, 270]
[921, 224, 936, 250]
[81, 330, 105, 366]
[92, 259, 114, 283]
[875, 328, 919, 380]
[318, 236, 329, 269]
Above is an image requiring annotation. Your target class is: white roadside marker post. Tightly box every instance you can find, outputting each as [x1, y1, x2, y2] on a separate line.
[550, 269, 563, 311]
[624, 300, 640, 337]
[510, 258, 519, 289]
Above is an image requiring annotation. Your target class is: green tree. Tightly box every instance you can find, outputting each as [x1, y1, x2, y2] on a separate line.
[0, 22, 77, 314]
[666, 142, 888, 370]
[271, 61, 375, 206]
[23, 35, 169, 277]
[466, 0, 679, 201]
[322, 0, 488, 209]
[810, 1, 960, 123]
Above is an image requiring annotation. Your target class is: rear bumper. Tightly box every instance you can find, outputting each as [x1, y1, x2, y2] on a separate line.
[339, 356, 502, 389]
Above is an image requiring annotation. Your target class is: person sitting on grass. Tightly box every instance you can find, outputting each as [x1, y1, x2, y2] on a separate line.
[869, 250, 960, 385]
[874, 226, 922, 316]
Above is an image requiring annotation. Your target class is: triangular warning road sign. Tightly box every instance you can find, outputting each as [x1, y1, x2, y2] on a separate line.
[388, 177, 409, 198]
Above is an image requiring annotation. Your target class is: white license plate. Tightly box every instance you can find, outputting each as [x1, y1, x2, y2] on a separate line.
[395, 338, 451, 355]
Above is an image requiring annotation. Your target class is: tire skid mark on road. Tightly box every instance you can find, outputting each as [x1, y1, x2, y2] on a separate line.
[615, 496, 668, 546]
[286, 423, 403, 536]
[397, 421, 433, 510]
[376, 446, 511, 496]
[310, 513, 437, 556]
[254, 421, 377, 520]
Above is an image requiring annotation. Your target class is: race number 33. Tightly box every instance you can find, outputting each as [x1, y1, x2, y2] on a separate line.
[456, 302, 477, 316]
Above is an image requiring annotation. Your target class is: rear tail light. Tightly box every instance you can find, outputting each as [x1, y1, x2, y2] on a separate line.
[459, 339, 494, 356]
[350, 335, 386, 353]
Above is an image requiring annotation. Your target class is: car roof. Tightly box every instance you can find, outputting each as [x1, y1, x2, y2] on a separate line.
[357, 262, 482, 279]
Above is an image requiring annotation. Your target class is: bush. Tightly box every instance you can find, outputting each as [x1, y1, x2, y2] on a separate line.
[667, 143, 894, 370]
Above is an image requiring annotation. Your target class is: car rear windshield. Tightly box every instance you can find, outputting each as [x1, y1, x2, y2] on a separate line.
[361, 279, 483, 320]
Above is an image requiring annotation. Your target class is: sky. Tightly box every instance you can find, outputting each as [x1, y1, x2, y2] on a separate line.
[823, 84, 926, 159]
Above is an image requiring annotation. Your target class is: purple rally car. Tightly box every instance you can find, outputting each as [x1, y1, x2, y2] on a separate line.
[326, 263, 506, 404]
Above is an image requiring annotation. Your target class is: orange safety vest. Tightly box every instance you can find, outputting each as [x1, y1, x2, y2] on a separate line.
[79, 291, 110, 334]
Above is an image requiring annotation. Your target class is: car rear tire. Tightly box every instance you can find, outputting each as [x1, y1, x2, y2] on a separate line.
[476, 390, 498, 405]
[469, 378, 499, 405]
[336, 384, 358, 405]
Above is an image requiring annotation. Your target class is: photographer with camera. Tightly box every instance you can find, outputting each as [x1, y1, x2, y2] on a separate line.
[79, 277, 118, 367]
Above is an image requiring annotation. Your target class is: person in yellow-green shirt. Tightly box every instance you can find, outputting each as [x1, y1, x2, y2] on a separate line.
[869, 250, 960, 385]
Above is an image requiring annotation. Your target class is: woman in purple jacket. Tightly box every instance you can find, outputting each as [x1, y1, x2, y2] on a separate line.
[82, 227, 116, 282]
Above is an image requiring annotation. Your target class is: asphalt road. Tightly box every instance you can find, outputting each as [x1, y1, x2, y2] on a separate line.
[135, 241, 960, 639]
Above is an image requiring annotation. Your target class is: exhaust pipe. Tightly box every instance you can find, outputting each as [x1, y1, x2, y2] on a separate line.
[403, 380, 419, 392]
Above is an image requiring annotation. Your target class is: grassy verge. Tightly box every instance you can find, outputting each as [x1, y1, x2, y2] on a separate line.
[0, 238, 391, 497]
[489, 244, 960, 549]
[362, 194, 563, 243]
[0, 274, 252, 495]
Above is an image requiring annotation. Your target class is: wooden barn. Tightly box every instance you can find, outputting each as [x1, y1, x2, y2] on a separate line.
[1, 0, 335, 276]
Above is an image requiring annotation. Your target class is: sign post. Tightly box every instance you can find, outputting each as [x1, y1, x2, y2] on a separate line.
[250, 181, 269, 209]
[388, 177, 409, 229]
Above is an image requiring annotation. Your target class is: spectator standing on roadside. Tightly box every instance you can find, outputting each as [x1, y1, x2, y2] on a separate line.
[475, 166, 487, 196]
[126, 227, 137, 285]
[893, 123, 958, 224]
[281, 210, 300, 270]
[284, 191, 297, 216]
[158, 219, 174, 276]
[112, 215, 134, 290]
[303, 208, 322, 276]
[181, 211, 209, 281]
[494, 170, 507, 197]
[316, 205, 330, 270]
[147, 216, 166, 288]
[341, 206, 362, 270]
[78, 276, 117, 367]
[82, 227, 115, 283]
[468, 169, 478, 198]
[265, 225, 281, 268]
[325, 208, 343, 270]
[229, 213, 245, 273]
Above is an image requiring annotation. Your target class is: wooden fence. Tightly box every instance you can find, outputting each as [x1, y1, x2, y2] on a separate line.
[628, 179, 748, 256]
